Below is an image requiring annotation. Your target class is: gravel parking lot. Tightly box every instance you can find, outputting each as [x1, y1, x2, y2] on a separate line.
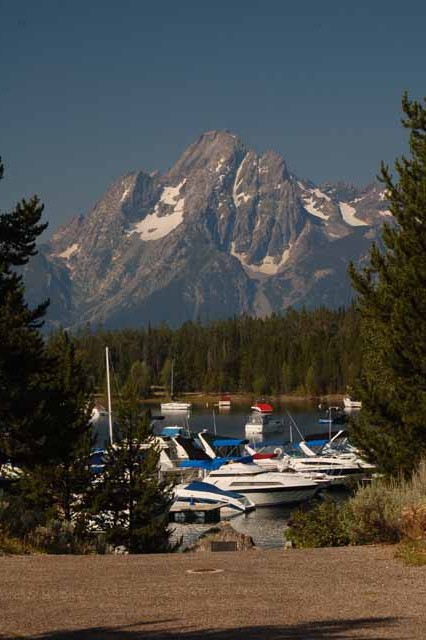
[0, 545, 425, 639]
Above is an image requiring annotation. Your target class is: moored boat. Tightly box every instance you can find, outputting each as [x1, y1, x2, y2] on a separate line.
[173, 480, 255, 515]
[203, 461, 319, 507]
[245, 411, 283, 435]
[343, 396, 362, 410]
[160, 401, 192, 412]
[218, 396, 231, 409]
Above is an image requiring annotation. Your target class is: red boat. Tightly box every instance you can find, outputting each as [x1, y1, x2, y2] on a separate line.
[250, 402, 274, 413]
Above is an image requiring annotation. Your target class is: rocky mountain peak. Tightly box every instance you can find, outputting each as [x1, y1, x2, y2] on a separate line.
[25, 131, 391, 330]
[169, 130, 246, 178]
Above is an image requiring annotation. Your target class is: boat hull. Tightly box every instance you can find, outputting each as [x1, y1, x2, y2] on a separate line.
[237, 485, 318, 506]
[343, 397, 362, 410]
[161, 402, 192, 412]
[206, 479, 318, 507]
[245, 417, 283, 435]
[174, 481, 255, 514]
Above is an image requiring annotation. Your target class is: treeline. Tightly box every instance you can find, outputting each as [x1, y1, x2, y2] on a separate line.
[72, 306, 362, 397]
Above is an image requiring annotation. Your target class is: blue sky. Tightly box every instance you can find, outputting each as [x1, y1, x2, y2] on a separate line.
[1, 0, 425, 235]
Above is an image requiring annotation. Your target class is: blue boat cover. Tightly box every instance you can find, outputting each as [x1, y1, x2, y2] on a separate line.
[160, 426, 186, 437]
[179, 455, 253, 470]
[184, 480, 244, 498]
[301, 439, 328, 448]
[213, 438, 248, 447]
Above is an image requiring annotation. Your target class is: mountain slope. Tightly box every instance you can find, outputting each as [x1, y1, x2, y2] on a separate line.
[27, 131, 391, 328]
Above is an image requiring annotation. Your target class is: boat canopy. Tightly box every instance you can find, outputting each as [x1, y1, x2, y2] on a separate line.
[301, 439, 328, 448]
[160, 426, 188, 437]
[184, 480, 245, 498]
[179, 455, 253, 470]
[213, 438, 248, 447]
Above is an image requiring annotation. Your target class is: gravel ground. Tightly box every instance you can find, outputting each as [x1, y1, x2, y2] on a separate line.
[0, 545, 425, 639]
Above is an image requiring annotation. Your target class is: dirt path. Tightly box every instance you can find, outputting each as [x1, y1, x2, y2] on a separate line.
[0, 545, 425, 639]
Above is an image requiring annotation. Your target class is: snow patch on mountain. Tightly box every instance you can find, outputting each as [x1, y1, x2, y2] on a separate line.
[302, 197, 329, 220]
[298, 183, 330, 220]
[120, 187, 131, 203]
[130, 180, 186, 241]
[232, 154, 250, 208]
[131, 200, 185, 241]
[215, 157, 226, 173]
[339, 202, 368, 226]
[312, 188, 331, 202]
[56, 243, 79, 259]
[230, 242, 292, 276]
[160, 180, 186, 206]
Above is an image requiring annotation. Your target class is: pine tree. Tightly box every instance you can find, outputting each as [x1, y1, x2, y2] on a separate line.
[40, 330, 94, 521]
[0, 157, 49, 467]
[349, 94, 426, 475]
[89, 389, 173, 553]
[123, 360, 151, 398]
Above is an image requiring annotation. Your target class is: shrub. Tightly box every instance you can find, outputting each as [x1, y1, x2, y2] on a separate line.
[345, 462, 426, 545]
[396, 540, 426, 566]
[344, 481, 403, 544]
[287, 497, 350, 548]
[286, 461, 426, 549]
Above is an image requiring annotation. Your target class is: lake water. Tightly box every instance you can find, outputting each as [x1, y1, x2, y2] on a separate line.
[154, 400, 341, 443]
[94, 401, 348, 549]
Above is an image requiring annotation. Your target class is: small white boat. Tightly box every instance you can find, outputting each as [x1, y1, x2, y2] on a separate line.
[174, 480, 255, 516]
[204, 461, 318, 507]
[160, 401, 192, 412]
[343, 396, 362, 410]
[218, 396, 231, 409]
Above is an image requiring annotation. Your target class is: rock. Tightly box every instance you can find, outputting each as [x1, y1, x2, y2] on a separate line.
[187, 521, 255, 552]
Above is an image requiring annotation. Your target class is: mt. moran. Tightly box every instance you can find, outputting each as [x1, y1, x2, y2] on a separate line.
[25, 131, 391, 328]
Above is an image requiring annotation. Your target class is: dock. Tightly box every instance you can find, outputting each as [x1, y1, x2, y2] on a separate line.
[169, 502, 222, 523]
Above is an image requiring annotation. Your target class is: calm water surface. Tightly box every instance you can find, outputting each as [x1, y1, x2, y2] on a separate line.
[154, 401, 338, 442]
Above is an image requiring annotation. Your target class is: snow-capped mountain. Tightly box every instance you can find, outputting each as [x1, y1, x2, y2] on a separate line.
[24, 131, 392, 328]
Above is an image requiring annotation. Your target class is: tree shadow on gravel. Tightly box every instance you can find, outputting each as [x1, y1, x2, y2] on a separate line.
[2, 616, 404, 640]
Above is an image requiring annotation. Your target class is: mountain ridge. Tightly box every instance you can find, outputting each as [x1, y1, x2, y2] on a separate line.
[24, 130, 391, 329]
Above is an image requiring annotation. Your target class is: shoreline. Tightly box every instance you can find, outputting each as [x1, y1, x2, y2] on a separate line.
[139, 392, 345, 407]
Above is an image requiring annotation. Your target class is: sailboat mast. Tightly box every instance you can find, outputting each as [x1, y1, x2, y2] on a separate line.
[105, 346, 114, 445]
[171, 359, 174, 399]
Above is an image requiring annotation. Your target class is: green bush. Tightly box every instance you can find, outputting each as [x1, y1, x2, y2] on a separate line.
[287, 462, 426, 549]
[344, 481, 404, 544]
[287, 498, 350, 548]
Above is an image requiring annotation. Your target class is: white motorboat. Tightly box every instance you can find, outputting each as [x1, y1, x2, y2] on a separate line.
[203, 461, 318, 506]
[260, 438, 373, 485]
[343, 396, 362, 410]
[160, 401, 192, 412]
[245, 411, 283, 435]
[218, 396, 231, 409]
[173, 480, 255, 516]
[244, 431, 374, 486]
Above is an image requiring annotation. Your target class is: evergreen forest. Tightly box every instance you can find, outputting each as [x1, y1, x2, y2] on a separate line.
[71, 307, 362, 398]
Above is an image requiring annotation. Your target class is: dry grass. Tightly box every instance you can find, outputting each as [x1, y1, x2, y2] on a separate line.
[396, 539, 426, 566]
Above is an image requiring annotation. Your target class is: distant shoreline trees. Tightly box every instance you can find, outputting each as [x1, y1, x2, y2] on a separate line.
[74, 306, 362, 399]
